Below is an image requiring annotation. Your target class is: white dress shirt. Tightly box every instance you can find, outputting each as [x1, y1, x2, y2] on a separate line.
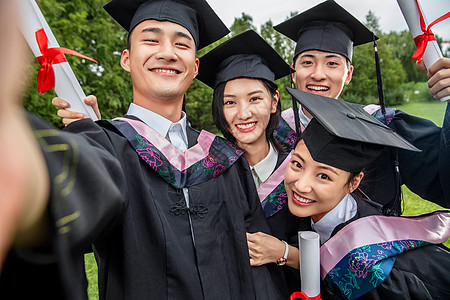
[311, 193, 358, 244]
[250, 142, 278, 189]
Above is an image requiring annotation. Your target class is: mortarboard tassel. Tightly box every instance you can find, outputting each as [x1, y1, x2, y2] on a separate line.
[290, 69, 302, 136]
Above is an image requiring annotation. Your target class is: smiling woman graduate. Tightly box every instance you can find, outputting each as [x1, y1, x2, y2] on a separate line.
[284, 88, 450, 300]
[197, 30, 302, 295]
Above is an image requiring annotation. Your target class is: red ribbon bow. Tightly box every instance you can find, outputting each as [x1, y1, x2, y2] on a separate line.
[290, 292, 322, 300]
[35, 28, 98, 94]
[412, 0, 450, 61]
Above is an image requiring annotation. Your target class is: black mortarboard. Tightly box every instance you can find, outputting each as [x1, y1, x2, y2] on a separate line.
[196, 30, 291, 89]
[104, 0, 229, 49]
[273, 0, 377, 62]
[286, 87, 421, 173]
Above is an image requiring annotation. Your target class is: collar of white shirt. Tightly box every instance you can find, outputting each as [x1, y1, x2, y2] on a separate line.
[251, 142, 278, 188]
[127, 103, 188, 152]
[311, 193, 357, 244]
[298, 104, 311, 128]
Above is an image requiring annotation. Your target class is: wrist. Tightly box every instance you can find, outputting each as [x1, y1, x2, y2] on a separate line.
[276, 240, 289, 266]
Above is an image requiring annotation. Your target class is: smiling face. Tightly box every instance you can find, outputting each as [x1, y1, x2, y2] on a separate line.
[284, 140, 363, 222]
[292, 50, 353, 100]
[121, 20, 199, 110]
[222, 78, 279, 152]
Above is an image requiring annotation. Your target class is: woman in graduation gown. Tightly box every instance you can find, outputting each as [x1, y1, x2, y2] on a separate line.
[285, 88, 450, 300]
[196, 29, 303, 295]
[273, 0, 450, 214]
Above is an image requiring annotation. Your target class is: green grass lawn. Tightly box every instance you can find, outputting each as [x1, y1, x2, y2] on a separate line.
[84, 100, 449, 299]
[394, 100, 447, 126]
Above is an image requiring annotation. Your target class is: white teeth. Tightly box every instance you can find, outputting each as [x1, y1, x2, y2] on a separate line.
[293, 193, 314, 203]
[307, 85, 328, 91]
[236, 122, 255, 129]
[153, 68, 178, 74]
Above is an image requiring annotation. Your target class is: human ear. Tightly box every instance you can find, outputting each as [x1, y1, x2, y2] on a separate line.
[344, 65, 354, 85]
[193, 58, 200, 78]
[348, 172, 364, 193]
[120, 49, 131, 72]
[271, 91, 280, 113]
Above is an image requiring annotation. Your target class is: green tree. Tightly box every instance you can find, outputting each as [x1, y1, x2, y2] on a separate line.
[341, 11, 407, 106]
[230, 12, 256, 36]
[383, 30, 428, 83]
[25, 0, 132, 127]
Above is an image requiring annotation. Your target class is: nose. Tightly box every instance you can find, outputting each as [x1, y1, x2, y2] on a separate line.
[236, 103, 252, 120]
[310, 64, 326, 81]
[156, 41, 177, 61]
[294, 175, 313, 194]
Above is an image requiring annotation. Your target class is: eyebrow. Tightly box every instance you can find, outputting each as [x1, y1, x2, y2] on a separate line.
[141, 27, 193, 41]
[224, 89, 265, 98]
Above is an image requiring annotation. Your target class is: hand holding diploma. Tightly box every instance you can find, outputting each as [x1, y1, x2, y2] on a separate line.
[396, 0, 450, 102]
[18, 0, 99, 119]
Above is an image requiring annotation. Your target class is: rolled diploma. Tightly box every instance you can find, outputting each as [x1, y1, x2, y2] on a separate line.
[18, 0, 98, 120]
[397, 0, 450, 102]
[299, 231, 321, 297]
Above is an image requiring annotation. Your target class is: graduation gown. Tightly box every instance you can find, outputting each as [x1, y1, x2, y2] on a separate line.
[255, 150, 304, 294]
[274, 106, 450, 214]
[0, 112, 126, 300]
[63, 116, 284, 300]
[321, 196, 450, 300]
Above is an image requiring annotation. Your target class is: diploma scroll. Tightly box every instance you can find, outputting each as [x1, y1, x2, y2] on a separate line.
[299, 231, 321, 298]
[397, 0, 450, 102]
[18, 0, 99, 120]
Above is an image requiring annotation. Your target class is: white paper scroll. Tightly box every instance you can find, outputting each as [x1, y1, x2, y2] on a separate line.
[18, 0, 98, 120]
[299, 231, 321, 297]
[397, 0, 450, 102]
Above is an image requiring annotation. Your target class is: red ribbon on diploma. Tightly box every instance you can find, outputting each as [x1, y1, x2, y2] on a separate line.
[290, 292, 322, 300]
[412, 0, 450, 61]
[35, 28, 98, 94]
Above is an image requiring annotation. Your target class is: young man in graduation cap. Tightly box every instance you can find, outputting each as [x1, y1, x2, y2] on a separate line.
[52, 0, 284, 299]
[284, 88, 450, 299]
[273, 0, 450, 215]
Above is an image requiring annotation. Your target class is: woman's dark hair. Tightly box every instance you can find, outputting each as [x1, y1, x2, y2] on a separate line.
[212, 78, 284, 152]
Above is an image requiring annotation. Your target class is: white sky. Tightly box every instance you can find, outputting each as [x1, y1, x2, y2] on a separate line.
[206, 0, 450, 41]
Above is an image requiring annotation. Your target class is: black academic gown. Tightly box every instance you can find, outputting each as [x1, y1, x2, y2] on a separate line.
[262, 151, 303, 294]
[321, 196, 450, 300]
[63, 116, 284, 300]
[358, 108, 449, 213]
[0, 112, 126, 300]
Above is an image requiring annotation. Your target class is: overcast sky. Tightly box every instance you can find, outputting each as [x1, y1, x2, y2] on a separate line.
[207, 0, 450, 41]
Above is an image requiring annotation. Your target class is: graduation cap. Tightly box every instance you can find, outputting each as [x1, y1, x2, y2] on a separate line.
[196, 30, 291, 89]
[273, 0, 377, 62]
[286, 87, 421, 173]
[104, 0, 229, 49]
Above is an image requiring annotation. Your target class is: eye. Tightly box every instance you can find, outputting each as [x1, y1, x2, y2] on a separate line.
[224, 100, 235, 105]
[175, 42, 189, 48]
[292, 161, 302, 169]
[327, 61, 339, 67]
[317, 173, 330, 180]
[301, 60, 313, 66]
[143, 39, 158, 44]
[250, 96, 262, 102]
